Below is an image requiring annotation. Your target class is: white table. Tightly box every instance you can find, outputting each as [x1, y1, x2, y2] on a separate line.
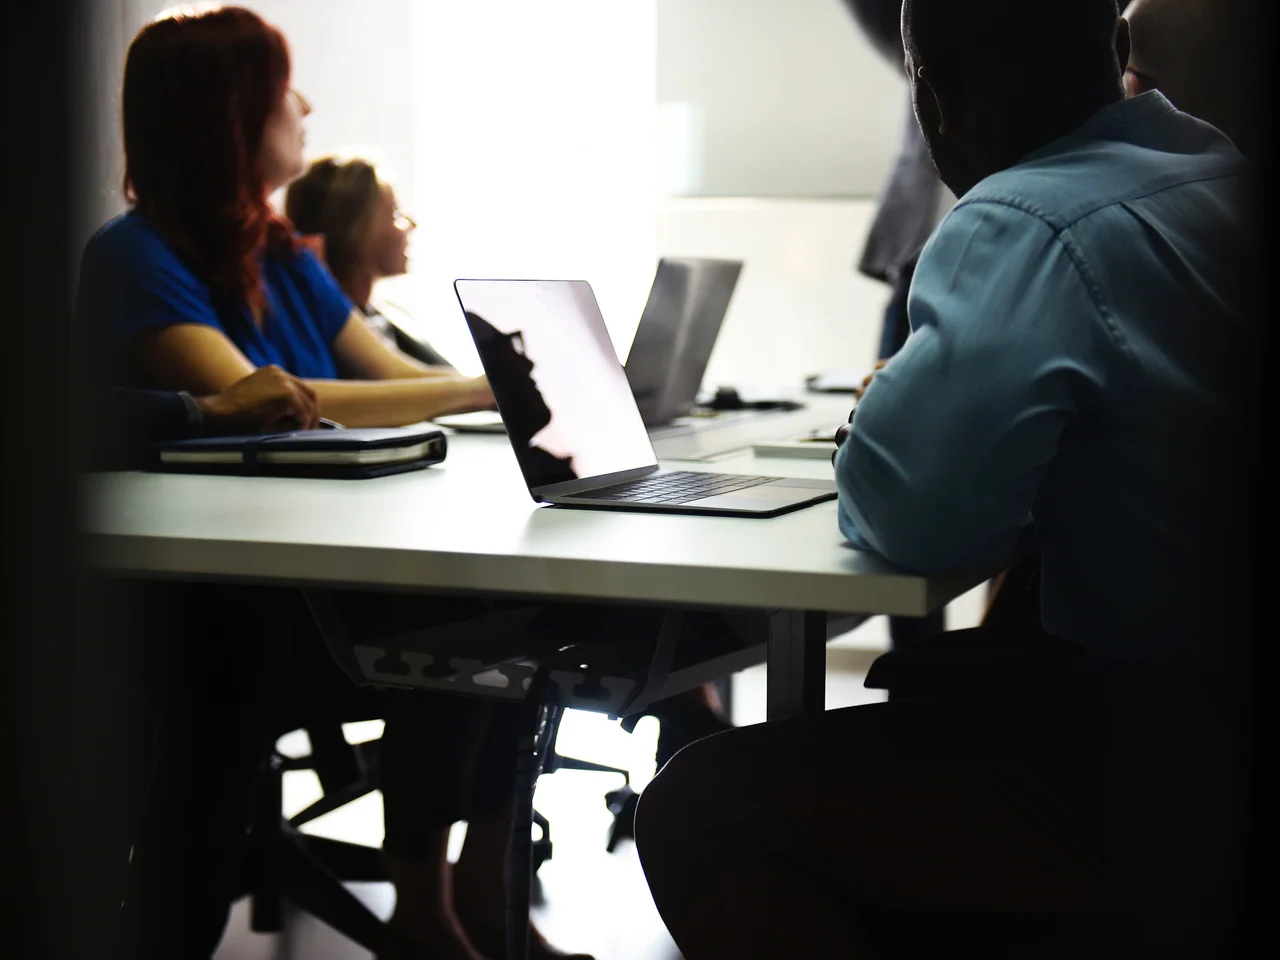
[83, 397, 982, 718]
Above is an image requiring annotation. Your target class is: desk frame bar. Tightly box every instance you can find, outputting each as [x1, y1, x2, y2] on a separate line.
[766, 610, 828, 719]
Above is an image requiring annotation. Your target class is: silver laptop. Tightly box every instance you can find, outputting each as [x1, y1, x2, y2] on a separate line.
[437, 258, 742, 436]
[454, 279, 837, 517]
[622, 258, 828, 460]
[624, 257, 742, 426]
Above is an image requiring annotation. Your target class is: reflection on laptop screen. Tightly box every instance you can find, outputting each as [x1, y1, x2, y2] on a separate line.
[455, 280, 657, 490]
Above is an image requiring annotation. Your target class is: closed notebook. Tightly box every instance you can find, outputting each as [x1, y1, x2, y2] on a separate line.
[148, 426, 447, 479]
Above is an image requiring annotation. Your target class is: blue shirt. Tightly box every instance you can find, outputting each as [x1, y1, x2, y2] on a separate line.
[78, 211, 354, 388]
[834, 93, 1253, 667]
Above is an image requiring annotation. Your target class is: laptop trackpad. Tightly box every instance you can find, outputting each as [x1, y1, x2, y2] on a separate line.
[687, 484, 823, 511]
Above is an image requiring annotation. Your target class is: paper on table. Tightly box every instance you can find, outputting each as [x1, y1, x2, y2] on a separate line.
[752, 439, 838, 460]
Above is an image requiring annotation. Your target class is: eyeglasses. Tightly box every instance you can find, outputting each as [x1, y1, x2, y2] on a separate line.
[392, 208, 417, 231]
[478, 328, 528, 359]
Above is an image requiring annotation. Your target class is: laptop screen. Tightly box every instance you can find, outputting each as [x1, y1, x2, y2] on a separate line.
[455, 279, 658, 490]
[625, 258, 743, 426]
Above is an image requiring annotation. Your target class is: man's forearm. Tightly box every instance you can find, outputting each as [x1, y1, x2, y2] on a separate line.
[107, 388, 203, 443]
[90, 388, 204, 470]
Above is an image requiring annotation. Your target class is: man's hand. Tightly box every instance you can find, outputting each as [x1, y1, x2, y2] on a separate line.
[194, 365, 320, 434]
[851, 359, 889, 402]
[833, 360, 888, 463]
[833, 415, 854, 465]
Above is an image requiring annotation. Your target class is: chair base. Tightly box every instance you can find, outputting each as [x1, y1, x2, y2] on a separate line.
[245, 825, 386, 951]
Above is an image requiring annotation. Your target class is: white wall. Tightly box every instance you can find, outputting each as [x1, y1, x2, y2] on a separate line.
[657, 0, 907, 198]
[75, 0, 165, 247]
[405, 1, 659, 375]
[247, 0, 418, 209]
[660, 197, 889, 387]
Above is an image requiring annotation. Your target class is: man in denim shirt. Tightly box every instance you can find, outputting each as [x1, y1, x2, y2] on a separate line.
[637, 3, 1256, 957]
[835, 2, 1252, 670]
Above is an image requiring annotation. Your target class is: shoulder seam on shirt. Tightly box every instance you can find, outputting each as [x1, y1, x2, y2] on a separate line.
[951, 195, 1056, 225]
[949, 198, 1136, 360]
[960, 161, 1245, 230]
[1053, 229, 1136, 362]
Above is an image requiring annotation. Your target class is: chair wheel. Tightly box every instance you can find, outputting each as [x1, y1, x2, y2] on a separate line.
[604, 787, 639, 853]
[605, 784, 636, 815]
[250, 891, 284, 933]
[533, 836, 553, 872]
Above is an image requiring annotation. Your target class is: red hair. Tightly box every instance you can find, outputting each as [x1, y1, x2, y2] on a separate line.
[122, 6, 298, 316]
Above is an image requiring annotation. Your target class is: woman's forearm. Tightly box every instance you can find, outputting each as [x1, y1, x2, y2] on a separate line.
[305, 376, 490, 427]
[415, 366, 461, 380]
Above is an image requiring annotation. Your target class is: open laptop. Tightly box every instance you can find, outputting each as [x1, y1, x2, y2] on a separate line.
[454, 279, 836, 517]
[624, 257, 742, 426]
[436, 257, 745, 436]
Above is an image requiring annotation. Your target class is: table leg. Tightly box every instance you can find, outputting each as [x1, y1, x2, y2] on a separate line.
[715, 675, 734, 724]
[766, 610, 827, 720]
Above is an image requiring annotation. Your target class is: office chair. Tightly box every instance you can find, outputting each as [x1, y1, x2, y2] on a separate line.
[601, 675, 736, 853]
[240, 726, 389, 951]
[242, 715, 631, 952]
[294, 592, 779, 960]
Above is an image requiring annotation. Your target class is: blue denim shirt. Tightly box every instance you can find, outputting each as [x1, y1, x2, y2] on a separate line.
[835, 93, 1253, 666]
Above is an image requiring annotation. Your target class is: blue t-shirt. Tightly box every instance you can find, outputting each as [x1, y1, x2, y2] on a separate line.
[834, 94, 1253, 668]
[78, 211, 354, 389]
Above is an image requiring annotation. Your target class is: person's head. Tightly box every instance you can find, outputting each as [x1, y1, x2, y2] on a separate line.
[122, 6, 311, 312]
[1122, 0, 1259, 158]
[901, 0, 1129, 196]
[284, 157, 417, 300]
[467, 313, 551, 445]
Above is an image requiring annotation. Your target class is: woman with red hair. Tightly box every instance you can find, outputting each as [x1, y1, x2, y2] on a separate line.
[80, 8, 595, 960]
[79, 5, 491, 424]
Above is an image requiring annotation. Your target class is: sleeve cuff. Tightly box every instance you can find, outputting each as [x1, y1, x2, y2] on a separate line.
[837, 498, 876, 552]
[176, 391, 204, 435]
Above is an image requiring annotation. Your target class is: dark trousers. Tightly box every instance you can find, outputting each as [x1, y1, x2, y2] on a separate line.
[636, 642, 1248, 959]
[116, 588, 750, 958]
[118, 584, 288, 960]
[117, 584, 533, 960]
[638, 693, 1114, 959]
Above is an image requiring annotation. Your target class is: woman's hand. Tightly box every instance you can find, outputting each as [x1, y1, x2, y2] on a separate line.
[451, 375, 496, 415]
[470, 376, 496, 411]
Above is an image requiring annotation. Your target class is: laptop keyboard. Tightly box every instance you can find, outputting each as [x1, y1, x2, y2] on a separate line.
[566, 471, 778, 504]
